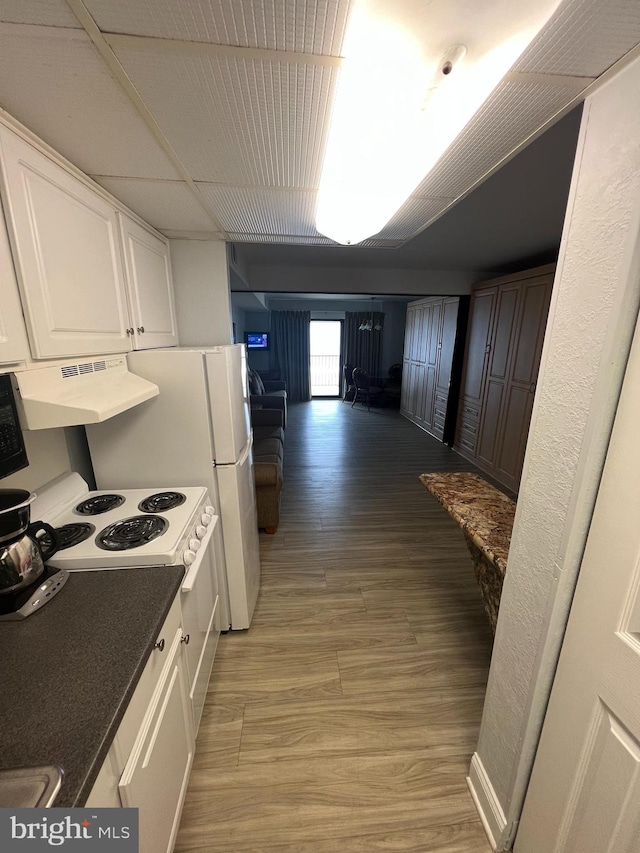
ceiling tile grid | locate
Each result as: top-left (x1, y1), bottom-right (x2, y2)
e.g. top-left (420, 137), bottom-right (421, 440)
top-left (413, 79), bottom-right (581, 200)
top-left (0, 24), bottom-right (179, 179)
top-left (93, 177), bottom-right (217, 231)
top-left (375, 197), bottom-right (456, 241)
top-left (515, 0), bottom-right (640, 77)
top-left (0, 0), bottom-right (80, 28)
top-left (84, 0), bottom-right (351, 55)
top-left (227, 233), bottom-right (401, 248)
top-left (197, 184), bottom-right (318, 235)
top-left (112, 42), bottom-right (337, 186)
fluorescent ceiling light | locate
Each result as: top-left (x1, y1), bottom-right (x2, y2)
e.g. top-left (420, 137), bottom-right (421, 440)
top-left (316, 0), bottom-right (563, 246)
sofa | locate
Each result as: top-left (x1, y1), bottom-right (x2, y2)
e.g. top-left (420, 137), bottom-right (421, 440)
top-left (250, 372), bottom-right (286, 533)
top-left (248, 368), bottom-right (287, 427)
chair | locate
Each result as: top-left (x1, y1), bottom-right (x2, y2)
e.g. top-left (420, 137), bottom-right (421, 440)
top-left (385, 363), bottom-right (403, 406)
top-left (351, 368), bottom-right (384, 411)
top-left (342, 362), bottom-right (355, 402)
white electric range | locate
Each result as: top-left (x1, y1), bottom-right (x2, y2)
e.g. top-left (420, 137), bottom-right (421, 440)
top-left (32, 472), bottom-right (222, 731)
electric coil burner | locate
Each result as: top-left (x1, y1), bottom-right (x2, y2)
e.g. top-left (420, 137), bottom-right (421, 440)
top-left (138, 491), bottom-right (186, 514)
top-left (75, 494), bottom-right (125, 516)
top-left (43, 523), bottom-right (95, 552)
top-left (97, 515), bottom-right (168, 551)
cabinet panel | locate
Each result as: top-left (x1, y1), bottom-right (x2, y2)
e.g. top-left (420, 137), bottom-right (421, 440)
top-left (0, 202), bottom-right (29, 363)
top-left (496, 384), bottom-right (532, 490)
top-left (119, 628), bottom-right (194, 853)
top-left (512, 278), bottom-right (552, 384)
top-left (427, 302), bottom-right (441, 367)
top-left (460, 287), bottom-right (496, 404)
top-left (119, 214), bottom-right (178, 350)
top-left (437, 298), bottom-right (458, 393)
top-left (477, 379), bottom-right (504, 468)
top-left (0, 128), bottom-right (131, 358)
top-left (488, 285), bottom-right (520, 380)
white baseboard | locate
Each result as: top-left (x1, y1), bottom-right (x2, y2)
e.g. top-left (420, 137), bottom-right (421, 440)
top-left (467, 753), bottom-right (508, 851)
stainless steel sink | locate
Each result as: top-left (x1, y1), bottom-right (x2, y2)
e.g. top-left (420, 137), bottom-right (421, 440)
top-left (0, 766), bottom-right (63, 807)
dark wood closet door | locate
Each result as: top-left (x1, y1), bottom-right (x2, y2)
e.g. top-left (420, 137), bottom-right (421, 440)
top-left (476, 284), bottom-right (521, 470)
top-left (495, 274), bottom-right (553, 490)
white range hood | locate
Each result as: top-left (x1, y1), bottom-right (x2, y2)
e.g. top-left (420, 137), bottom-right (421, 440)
top-left (13, 355), bottom-right (159, 430)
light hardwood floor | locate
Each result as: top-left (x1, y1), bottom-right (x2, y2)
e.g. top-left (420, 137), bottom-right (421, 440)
top-left (175, 400), bottom-right (494, 853)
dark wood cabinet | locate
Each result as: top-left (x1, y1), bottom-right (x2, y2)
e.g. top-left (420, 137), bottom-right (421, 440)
top-left (454, 264), bottom-right (554, 492)
top-left (401, 296), bottom-right (467, 442)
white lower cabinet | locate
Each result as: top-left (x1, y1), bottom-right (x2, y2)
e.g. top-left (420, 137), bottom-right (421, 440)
top-left (87, 595), bottom-right (194, 853)
top-left (119, 625), bottom-right (194, 853)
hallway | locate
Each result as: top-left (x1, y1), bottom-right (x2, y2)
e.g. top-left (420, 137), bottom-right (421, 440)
top-left (176, 400), bottom-right (494, 852)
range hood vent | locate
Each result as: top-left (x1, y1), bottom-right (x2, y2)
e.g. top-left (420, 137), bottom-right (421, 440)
top-left (13, 356), bottom-right (159, 430)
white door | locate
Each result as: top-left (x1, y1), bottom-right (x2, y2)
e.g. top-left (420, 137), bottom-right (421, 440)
top-left (516, 312), bottom-right (640, 853)
top-left (0, 201), bottom-right (29, 363)
top-left (119, 214), bottom-right (178, 350)
top-left (215, 436), bottom-right (261, 630)
top-left (0, 127), bottom-right (131, 358)
top-left (205, 344), bottom-right (252, 464)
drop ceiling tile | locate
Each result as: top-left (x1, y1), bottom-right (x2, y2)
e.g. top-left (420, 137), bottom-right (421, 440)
top-left (228, 232), bottom-right (335, 245)
top-left (113, 41), bottom-right (337, 185)
top-left (85, 0), bottom-right (351, 55)
top-left (0, 0), bottom-right (80, 27)
top-left (375, 197), bottom-right (455, 241)
top-left (93, 178), bottom-right (217, 231)
top-left (515, 0), bottom-right (640, 77)
top-left (0, 24), bottom-right (179, 179)
top-left (198, 185), bottom-right (318, 236)
top-left (415, 79), bottom-right (582, 200)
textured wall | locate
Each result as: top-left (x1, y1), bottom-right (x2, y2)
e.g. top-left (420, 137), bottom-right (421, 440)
top-left (475, 54), bottom-right (640, 847)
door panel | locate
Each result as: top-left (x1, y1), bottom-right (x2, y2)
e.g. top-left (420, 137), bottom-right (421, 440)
top-left (476, 380), bottom-right (504, 467)
top-left (495, 385), bottom-right (532, 491)
top-left (460, 287), bottom-right (496, 404)
top-left (437, 298), bottom-right (458, 393)
top-left (488, 285), bottom-right (519, 380)
top-left (517, 316), bottom-right (640, 853)
top-left (427, 301), bottom-right (441, 367)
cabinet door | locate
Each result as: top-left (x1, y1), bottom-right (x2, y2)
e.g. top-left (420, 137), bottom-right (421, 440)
top-left (119, 628), bottom-right (194, 853)
top-left (476, 284), bottom-right (520, 470)
top-left (495, 275), bottom-right (553, 490)
top-left (459, 287), bottom-right (496, 406)
top-left (119, 214), bottom-right (178, 350)
top-left (0, 128), bottom-right (131, 359)
top-left (0, 202), bottom-right (29, 363)
top-left (436, 298), bottom-right (459, 394)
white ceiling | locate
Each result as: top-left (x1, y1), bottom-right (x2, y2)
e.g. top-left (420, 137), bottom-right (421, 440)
top-left (0, 1), bottom-right (638, 255)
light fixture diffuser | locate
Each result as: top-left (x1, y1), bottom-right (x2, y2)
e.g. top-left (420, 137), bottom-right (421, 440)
top-left (316, 0), bottom-right (563, 246)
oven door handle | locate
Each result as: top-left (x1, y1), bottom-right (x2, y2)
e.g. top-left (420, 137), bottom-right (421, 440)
top-left (181, 516), bottom-right (217, 592)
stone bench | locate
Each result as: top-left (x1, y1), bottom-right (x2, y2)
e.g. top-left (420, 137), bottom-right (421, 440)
top-left (419, 472), bottom-right (516, 633)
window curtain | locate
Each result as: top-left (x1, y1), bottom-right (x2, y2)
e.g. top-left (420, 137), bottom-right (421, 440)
top-left (343, 312), bottom-right (384, 380)
top-left (269, 310), bottom-right (311, 402)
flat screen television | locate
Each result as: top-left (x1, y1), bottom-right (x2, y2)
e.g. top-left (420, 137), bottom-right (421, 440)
top-left (245, 332), bottom-right (270, 350)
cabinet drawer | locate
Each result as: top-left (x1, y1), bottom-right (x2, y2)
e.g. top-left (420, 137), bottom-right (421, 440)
top-left (114, 593), bottom-right (182, 766)
top-left (456, 430), bottom-right (477, 455)
top-left (459, 402), bottom-right (480, 422)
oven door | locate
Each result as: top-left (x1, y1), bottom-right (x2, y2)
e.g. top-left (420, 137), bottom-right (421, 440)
top-left (180, 516), bottom-right (221, 733)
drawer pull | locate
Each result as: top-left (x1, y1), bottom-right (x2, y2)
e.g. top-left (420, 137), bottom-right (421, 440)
top-left (154, 639), bottom-right (165, 652)
top-left (180, 634), bottom-right (190, 645)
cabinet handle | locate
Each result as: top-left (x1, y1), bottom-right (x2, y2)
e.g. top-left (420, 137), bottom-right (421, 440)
top-left (126, 328), bottom-right (131, 336)
top-left (485, 344), bottom-right (492, 353)
top-left (137, 326), bottom-right (145, 334)
top-left (154, 638), bottom-right (165, 652)
top-left (181, 634), bottom-right (190, 645)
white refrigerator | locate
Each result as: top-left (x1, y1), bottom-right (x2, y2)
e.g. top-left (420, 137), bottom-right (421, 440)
top-left (85, 345), bottom-right (261, 630)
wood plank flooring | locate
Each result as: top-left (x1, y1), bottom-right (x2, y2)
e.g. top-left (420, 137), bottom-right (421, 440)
top-left (175, 401), bottom-right (494, 853)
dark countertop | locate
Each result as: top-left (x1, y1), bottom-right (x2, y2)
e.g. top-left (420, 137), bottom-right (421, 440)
top-left (0, 565), bottom-right (184, 808)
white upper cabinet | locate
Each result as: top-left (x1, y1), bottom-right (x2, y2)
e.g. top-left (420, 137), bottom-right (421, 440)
top-left (0, 126), bottom-right (132, 360)
top-left (0, 199), bottom-right (29, 364)
top-left (119, 214), bottom-right (178, 350)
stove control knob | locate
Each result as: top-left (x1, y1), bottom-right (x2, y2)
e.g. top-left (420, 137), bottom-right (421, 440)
top-left (183, 549), bottom-right (197, 566)
top-left (189, 538), bottom-right (201, 552)
top-left (205, 505), bottom-right (215, 516)
top-left (201, 512), bottom-right (213, 526)
top-left (195, 525), bottom-right (207, 539)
